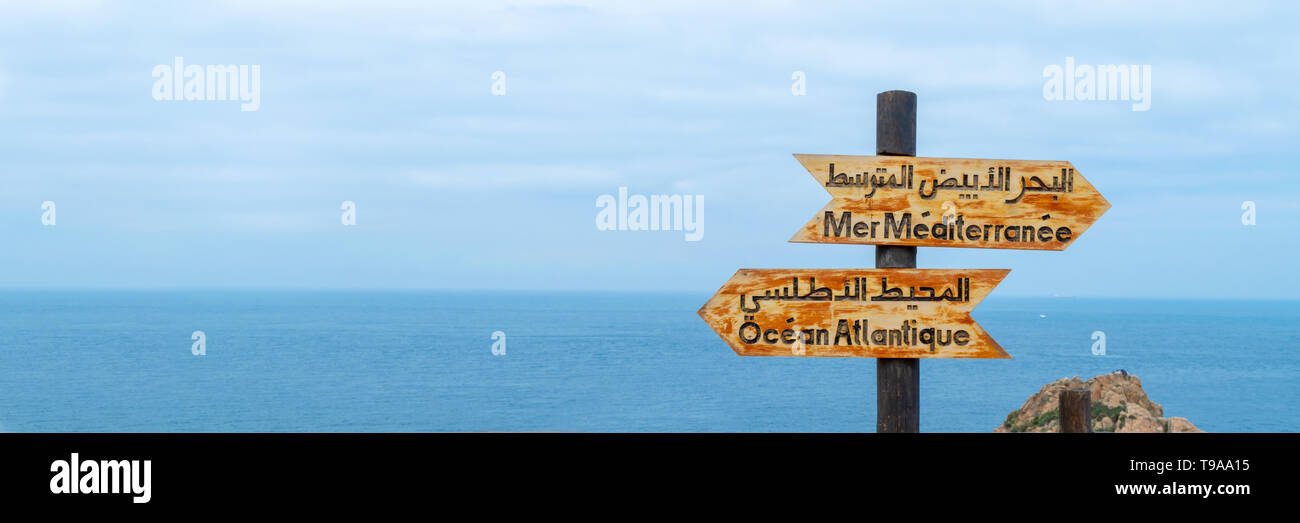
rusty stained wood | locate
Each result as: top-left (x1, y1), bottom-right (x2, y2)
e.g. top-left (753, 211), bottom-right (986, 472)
top-left (789, 155), bottom-right (1110, 251)
top-left (698, 268), bottom-right (1010, 359)
top-left (1059, 388), bottom-right (1093, 433)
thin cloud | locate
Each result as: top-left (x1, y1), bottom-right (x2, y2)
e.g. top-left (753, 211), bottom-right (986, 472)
top-left (216, 211), bottom-right (324, 232)
top-left (407, 164), bottom-right (618, 190)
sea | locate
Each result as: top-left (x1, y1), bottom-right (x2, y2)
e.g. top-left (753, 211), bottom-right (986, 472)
top-left (0, 291), bottom-right (1296, 432)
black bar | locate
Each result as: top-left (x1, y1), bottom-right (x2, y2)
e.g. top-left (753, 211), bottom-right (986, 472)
top-left (0, 433), bottom-right (1288, 509)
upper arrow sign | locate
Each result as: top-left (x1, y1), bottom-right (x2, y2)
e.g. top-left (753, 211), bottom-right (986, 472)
top-left (698, 268), bottom-right (1009, 359)
top-left (790, 155), bottom-right (1110, 250)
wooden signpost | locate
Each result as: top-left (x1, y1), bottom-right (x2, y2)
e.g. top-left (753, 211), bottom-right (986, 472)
top-left (790, 155), bottom-right (1110, 250)
top-left (698, 269), bottom-right (1009, 359)
top-left (698, 90), bottom-right (1110, 433)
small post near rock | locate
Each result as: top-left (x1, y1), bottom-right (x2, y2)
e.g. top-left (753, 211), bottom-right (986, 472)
top-left (1059, 388), bottom-right (1092, 433)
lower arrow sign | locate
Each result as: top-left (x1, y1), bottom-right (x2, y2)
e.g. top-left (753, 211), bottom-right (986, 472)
top-left (698, 269), bottom-right (1010, 359)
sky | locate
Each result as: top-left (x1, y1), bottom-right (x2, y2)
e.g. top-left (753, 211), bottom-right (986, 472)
top-left (0, 0), bottom-right (1296, 298)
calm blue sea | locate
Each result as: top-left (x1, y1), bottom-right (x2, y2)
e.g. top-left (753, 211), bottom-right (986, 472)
top-left (0, 291), bottom-right (1296, 432)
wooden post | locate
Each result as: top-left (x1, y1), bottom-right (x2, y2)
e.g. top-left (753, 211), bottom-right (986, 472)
top-left (875, 90), bottom-right (919, 433)
top-left (1059, 388), bottom-right (1092, 433)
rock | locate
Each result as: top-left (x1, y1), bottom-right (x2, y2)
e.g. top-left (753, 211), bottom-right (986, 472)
top-left (1167, 417), bottom-right (1201, 433)
top-left (1117, 413), bottom-right (1165, 433)
top-left (995, 371), bottom-right (1204, 433)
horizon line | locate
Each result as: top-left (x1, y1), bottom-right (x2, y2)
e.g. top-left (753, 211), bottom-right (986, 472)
top-left (0, 287), bottom-right (1296, 302)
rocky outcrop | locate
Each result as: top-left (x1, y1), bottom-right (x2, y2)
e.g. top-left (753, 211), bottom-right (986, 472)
top-left (995, 371), bottom-right (1204, 433)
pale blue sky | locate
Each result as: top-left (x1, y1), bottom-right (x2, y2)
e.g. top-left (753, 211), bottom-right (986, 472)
top-left (0, 1), bottom-right (1295, 298)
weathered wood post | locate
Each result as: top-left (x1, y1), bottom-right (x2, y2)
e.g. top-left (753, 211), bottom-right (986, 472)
top-left (1059, 388), bottom-right (1092, 433)
top-left (875, 90), bottom-right (920, 433)
top-left (698, 89), bottom-right (1110, 433)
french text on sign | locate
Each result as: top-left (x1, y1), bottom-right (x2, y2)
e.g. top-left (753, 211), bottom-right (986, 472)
top-left (790, 155), bottom-right (1109, 251)
top-left (698, 269), bottom-right (1010, 359)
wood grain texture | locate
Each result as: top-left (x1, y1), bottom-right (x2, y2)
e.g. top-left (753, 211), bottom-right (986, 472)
top-left (790, 154), bottom-right (1110, 251)
top-left (698, 268), bottom-right (1010, 359)
top-left (877, 358), bottom-right (919, 432)
top-left (1059, 388), bottom-right (1093, 433)
top-left (875, 90), bottom-right (921, 432)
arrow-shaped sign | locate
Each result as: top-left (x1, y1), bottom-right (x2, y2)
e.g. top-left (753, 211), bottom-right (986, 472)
top-left (698, 269), bottom-right (1009, 359)
top-left (790, 155), bottom-right (1110, 250)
